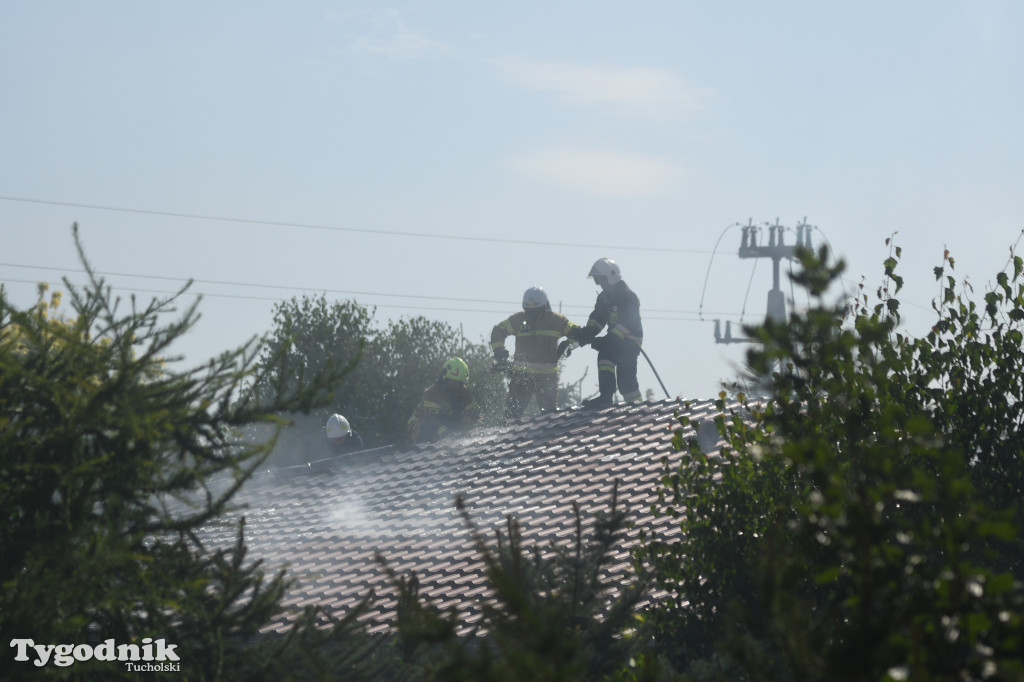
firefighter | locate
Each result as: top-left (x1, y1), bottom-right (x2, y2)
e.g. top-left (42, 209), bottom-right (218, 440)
top-left (566, 258), bottom-right (644, 408)
top-left (491, 286), bottom-right (578, 420)
top-left (407, 358), bottom-right (481, 445)
top-left (324, 413), bottom-right (365, 454)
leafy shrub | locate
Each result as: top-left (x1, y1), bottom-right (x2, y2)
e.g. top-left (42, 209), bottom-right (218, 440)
top-left (0, 226), bottom-right (377, 681)
top-left (638, 244), bottom-right (1024, 681)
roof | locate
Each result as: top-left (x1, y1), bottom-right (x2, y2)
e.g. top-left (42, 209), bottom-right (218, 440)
top-left (192, 398), bottom-right (730, 635)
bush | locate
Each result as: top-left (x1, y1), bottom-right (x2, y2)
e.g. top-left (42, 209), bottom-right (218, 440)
top-left (247, 294), bottom-right (506, 455)
top-left (382, 484), bottom-right (655, 682)
top-left (0, 226), bottom-right (378, 680)
top-left (638, 244), bottom-right (1024, 681)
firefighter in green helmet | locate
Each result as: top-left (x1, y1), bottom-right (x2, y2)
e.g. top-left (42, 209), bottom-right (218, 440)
top-left (407, 357), bottom-right (481, 445)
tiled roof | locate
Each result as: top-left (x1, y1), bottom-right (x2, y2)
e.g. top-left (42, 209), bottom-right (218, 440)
top-left (193, 398), bottom-right (730, 635)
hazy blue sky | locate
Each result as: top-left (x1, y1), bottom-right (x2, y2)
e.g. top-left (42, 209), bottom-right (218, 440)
top-left (2, 1), bottom-right (1022, 402)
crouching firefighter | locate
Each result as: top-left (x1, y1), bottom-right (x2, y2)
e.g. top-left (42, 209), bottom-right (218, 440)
top-left (324, 413), bottom-right (365, 454)
top-left (407, 358), bottom-right (481, 445)
top-left (566, 258), bottom-right (644, 408)
top-left (491, 286), bottom-right (578, 420)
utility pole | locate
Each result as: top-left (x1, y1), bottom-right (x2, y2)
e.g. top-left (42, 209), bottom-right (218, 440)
top-left (713, 319), bottom-right (746, 345)
top-left (714, 218), bottom-right (813, 344)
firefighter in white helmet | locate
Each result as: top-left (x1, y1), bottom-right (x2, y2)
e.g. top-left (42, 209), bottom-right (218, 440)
top-left (566, 258), bottom-right (644, 408)
top-left (491, 286), bottom-right (578, 419)
top-left (407, 358), bottom-right (481, 445)
top-left (324, 413), bottom-right (365, 454)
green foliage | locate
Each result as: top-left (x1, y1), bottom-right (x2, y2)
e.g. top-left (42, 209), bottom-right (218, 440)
top-left (0, 226), bottom-right (377, 680)
top-left (245, 594), bottom-right (418, 682)
top-left (904, 248), bottom-right (1024, 571)
top-left (382, 485), bottom-right (654, 682)
top-left (637, 404), bottom-right (798, 674)
top-left (248, 294), bottom-right (506, 455)
top-left (638, 244), bottom-right (1024, 681)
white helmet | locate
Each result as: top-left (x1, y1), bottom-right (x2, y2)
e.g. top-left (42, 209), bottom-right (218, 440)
top-left (588, 258), bottom-right (621, 285)
top-left (522, 286), bottom-right (549, 311)
top-left (325, 413), bottom-right (351, 439)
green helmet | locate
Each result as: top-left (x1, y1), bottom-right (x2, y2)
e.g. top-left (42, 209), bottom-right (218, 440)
top-left (442, 357), bottom-right (470, 383)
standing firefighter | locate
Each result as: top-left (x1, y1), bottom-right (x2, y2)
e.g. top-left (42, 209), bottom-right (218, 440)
top-left (567, 258), bottom-right (644, 408)
top-left (491, 287), bottom-right (578, 420)
top-left (407, 358), bottom-right (481, 445)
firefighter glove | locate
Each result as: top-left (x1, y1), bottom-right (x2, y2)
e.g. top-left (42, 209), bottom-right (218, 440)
top-left (570, 326), bottom-right (597, 345)
top-left (493, 347), bottom-right (509, 362)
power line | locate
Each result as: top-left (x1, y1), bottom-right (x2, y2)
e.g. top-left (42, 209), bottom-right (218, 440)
top-left (0, 195), bottom-right (716, 255)
top-left (0, 277), bottom-right (513, 313)
top-left (0, 261), bottom-right (736, 316)
top-left (4, 196), bottom-right (939, 317)
top-left (0, 274), bottom-right (724, 321)
top-left (0, 261), bottom-right (522, 307)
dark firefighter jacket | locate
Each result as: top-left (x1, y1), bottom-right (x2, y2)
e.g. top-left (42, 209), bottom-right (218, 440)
top-left (407, 382), bottom-right (481, 444)
top-left (571, 280), bottom-right (643, 347)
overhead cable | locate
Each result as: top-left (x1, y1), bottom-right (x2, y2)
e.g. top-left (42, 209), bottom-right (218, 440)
top-left (0, 261), bottom-right (732, 316)
top-left (0, 195), bottom-right (715, 255)
top-left (0, 276), bottom-right (723, 322)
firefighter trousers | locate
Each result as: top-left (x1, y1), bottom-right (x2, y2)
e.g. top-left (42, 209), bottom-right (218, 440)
top-left (505, 370), bottom-right (558, 420)
top-left (597, 341), bottom-right (642, 402)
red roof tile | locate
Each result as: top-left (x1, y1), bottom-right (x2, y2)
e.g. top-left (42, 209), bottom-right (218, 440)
top-left (188, 398), bottom-right (731, 634)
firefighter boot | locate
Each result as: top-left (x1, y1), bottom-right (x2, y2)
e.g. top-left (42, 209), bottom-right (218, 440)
top-left (583, 366), bottom-right (616, 409)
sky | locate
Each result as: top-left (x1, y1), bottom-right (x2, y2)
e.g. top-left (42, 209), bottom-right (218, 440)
top-left (2, 1), bottom-right (1023, 405)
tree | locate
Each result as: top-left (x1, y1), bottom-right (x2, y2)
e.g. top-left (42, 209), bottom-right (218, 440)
top-left (365, 314), bottom-right (506, 447)
top-left (382, 484), bottom-right (659, 682)
top-left (637, 244), bottom-right (1024, 681)
top-left (247, 294), bottom-right (507, 459)
top-left (0, 226), bottom-right (381, 681)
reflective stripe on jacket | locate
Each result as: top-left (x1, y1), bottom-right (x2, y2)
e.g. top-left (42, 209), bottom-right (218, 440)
top-left (579, 280), bottom-right (643, 346)
top-left (490, 310), bottom-right (577, 374)
top-left (407, 382), bottom-right (480, 443)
